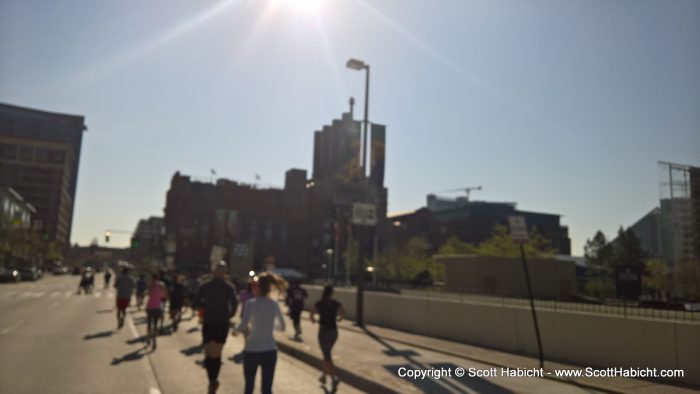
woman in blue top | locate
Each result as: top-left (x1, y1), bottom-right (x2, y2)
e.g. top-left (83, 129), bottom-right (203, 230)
top-left (234, 272), bottom-right (287, 394)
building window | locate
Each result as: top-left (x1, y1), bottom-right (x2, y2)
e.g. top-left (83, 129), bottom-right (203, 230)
top-left (0, 143), bottom-right (17, 160)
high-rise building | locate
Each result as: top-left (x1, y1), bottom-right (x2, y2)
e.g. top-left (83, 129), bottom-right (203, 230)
top-left (0, 103), bottom-right (86, 247)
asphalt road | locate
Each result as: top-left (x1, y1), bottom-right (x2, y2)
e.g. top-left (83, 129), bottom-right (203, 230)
top-left (0, 274), bottom-right (360, 394)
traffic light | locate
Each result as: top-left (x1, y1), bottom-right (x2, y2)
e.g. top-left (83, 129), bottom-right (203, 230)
top-left (131, 239), bottom-right (140, 248)
top-left (42, 233), bottom-right (49, 241)
top-left (105, 231), bottom-right (111, 243)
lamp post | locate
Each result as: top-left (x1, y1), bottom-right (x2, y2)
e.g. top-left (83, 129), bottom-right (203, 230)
top-left (346, 58), bottom-right (370, 326)
top-left (325, 248), bottom-right (333, 282)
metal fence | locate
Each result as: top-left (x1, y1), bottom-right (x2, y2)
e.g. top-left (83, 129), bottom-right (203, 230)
top-left (398, 288), bottom-right (700, 323)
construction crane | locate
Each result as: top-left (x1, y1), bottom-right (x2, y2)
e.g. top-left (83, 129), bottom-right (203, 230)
top-left (435, 186), bottom-right (483, 201)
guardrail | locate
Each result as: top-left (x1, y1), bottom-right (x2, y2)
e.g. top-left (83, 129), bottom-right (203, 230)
top-left (398, 288), bottom-right (700, 323)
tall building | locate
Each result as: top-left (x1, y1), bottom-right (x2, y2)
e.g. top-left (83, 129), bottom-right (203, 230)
top-left (0, 103), bottom-right (86, 247)
top-left (163, 101), bottom-right (388, 279)
top-left (131, 216), bottom-right (164, 263)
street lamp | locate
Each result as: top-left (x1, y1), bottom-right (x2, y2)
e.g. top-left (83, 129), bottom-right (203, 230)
top-left (346, 58), bottom-right (370, 175)
top-left (346, 57), bottom-right (371, 327)
top-left (325, 249), bottom-right (333, 282)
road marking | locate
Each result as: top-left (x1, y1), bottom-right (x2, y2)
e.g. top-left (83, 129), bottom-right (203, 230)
top-left (19, 291), bottom-right (33, 298)
top-left (48, 302), bottom-right (59, 310)
top-left (107, 292), bottom-right (114, 299)
top-left (1, 291), bottom-right (17, 298)
top-left (94, 292), bottom-right (101, 298)
top-left (127, 316), bottom-right (162, 394)
top-left (64, 291), bottom-right (73, 299)
top-left (33, 291), bottom-right (45, 298)
top-left (50, 291), bottom-right (60, 298)
top-left (0, 320), bottom-right (25, 335)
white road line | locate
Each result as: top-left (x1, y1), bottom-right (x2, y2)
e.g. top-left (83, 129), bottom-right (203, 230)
top-left (50, 291), bottom-right (60, 298)
top-left (64, 291), bottom-right (73, 299)
top-left (47, 302), bottom-right (59, 310)
top-left (33, 291), bottom-right (45, 298)
top-left (94, 292), bottom-right (102, 298)
top-left (0, 320), bottom-right (25, 335)
top-left (127, 316), bottom-right (162, 394)
top-left (1, 291), bottom-right (17, 298)
top-left (19, 291), bottom-right (32, 298)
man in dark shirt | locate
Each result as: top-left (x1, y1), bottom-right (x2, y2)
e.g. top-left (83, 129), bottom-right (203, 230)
top-left (285, 280), bottom-right (308, 341)
top-left (195, 261), bottom-right (238, 394)
top-left (169, 275), bottom-right (187, 332)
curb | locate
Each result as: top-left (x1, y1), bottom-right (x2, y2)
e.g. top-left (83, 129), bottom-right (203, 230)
top-left (276, 339), bottom-right (400, 394)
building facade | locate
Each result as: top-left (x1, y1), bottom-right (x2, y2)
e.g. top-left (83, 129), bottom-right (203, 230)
top-left (163, 104), bottom-right (388, 279)
top-left (0, 103), bottom-right (86, 247)
top-left (388, 197), bottom-right (571, 255)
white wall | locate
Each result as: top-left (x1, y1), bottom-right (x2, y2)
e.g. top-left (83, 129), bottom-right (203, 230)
top-left (303, 285), bottom-right (700, 385)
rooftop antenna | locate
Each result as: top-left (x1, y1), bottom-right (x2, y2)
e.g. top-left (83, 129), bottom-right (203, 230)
top-left (349, 97), bottom-right (355, 117)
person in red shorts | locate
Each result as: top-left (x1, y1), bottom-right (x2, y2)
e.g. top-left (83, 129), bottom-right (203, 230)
top-left (114, 266), bottom-right (135, 329)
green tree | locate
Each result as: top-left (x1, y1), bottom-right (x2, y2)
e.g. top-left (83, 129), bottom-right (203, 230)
top-left (642, 258), bottom-right (668, 299)
top-left (584, 230), bottom-right (614, 299)
top-left (437, 236), bottom-right (477, 255)
top-left (609, 227), bottom-right (646, 267)
top-left (370, 236), bottom-right (436, 282)
top-left (474, 224), bottom-right (556, 258)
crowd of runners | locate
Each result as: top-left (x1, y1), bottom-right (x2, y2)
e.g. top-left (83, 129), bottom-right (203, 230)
top-left (93, 262), bottom-right (345, 394)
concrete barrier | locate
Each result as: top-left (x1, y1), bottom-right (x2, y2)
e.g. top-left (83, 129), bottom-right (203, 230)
top-left (303, 285), bottom-right (700, 386)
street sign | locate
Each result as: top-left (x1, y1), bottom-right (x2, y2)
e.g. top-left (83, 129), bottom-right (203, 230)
top-left (508, 216), bottom-right (528, 244)
top-left (352, 203), bottom-right (377, 226)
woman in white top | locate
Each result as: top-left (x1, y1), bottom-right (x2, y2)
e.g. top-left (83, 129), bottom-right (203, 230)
top-left (234, 272), bottom-right (287, 394)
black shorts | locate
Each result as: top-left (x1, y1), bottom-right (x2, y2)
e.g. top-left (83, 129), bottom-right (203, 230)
top-left (289, 309), bottom-right (302, 322)
top-left (202, 321), bottom-right (229, 344)
top-left (318, 327), bottom-right (338, 360)
top-left (146, 308), bottom-right (161, 327)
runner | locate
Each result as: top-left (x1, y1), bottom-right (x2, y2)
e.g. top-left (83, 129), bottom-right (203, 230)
top-left (285, 279), bottom-right (307, 341)
top-left (232, 280), bottom-right (258, 363)
top-left (185, 273), bottom-right (200, 318)
top-left (113, 267), bottom-right (135, 329)
top-left (233, 272), bottom-right (287, 394)
top-left (135, 274), bottom-right (147, 310)
top-left (145, 273), bottom-right (168, 351)
top-left (310, 285), bottom-right (346, 389)
top-left (104, 269), bottom-right (112, 289)
top-left (195, 262), bottom-right (238, 394)
top-left (169, 275), bottom-right (186, 332)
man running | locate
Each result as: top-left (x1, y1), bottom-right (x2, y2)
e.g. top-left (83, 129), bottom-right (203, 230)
top-left (286, 280), bottom-right (308, 341)
top-left (135, 274), bottom-right (147, 310)
top-left (104, 269), bottom-right (112, 289)
top-left (146, 273), bottom-right (168, 351)
top-left (195, 261), bottom-right (238, 394)
top-left (114, 267), bottom-right (135, 329)
top-left (169, 275), bottom-right (187, 332)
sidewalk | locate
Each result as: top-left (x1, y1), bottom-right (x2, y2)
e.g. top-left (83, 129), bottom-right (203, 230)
top-left (275, 313), bottom-right (698, 394)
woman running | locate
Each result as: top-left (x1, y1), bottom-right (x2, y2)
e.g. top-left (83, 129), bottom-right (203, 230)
top-left (311, 285), bottom-right (345, 388)
top-left (233, 272), bottom-right (287, 394)
top-left (145, 273), bottom-right (168, 351)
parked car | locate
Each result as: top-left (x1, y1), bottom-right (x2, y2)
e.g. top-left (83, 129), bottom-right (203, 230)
top-left (53, 266), bottom-right (69, 275)
top-left (19, 267), bottom-right (40, 281)
top-left (71, 266), bottom-right (82, 275)
top-left (1, 268), bottom-right (20, 283)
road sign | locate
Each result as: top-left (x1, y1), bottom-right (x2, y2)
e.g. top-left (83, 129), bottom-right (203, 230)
top-left (352, 203), bottom-right (377, 226)
top-left (508, 216), bottom-right (528, 244)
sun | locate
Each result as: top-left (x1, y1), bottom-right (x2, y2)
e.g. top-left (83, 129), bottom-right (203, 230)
top-left (270, 0), bottom-right (324, 13)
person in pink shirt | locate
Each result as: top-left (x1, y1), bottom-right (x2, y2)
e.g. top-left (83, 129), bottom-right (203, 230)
top-left (145, 273), bottom-right (168, 351)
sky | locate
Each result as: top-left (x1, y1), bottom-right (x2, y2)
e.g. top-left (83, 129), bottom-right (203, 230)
top-left (1, 0), bottom-right (699, 255)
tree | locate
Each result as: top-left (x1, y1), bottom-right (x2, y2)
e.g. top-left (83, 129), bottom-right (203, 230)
top-left (438, 236), bottom-right (477, 255)
top-left (609, 227), bottom-right (646, 268)
top-left (642, 259), bottom-right (668, 299)
top-left (370, 236), bottom-right (436, 283)
top-left (472, 224), bottom-right (556, 258)
top-left (584, 230), bottom-right (614, 299)
top-left (677, 259), bottom-right (700, 301)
